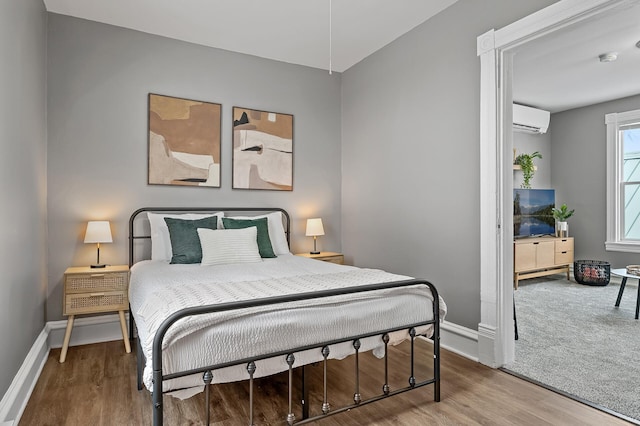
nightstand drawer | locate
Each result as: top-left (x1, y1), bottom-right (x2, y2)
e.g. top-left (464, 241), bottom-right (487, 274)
top-left (65, 290), bottom-right (128, 315)
top-left (65, 271), bottom-right (128, 293)
top-left (295, 252), bottom-right (345, 264)
top-left (321, 255), bottom-right (344, 264)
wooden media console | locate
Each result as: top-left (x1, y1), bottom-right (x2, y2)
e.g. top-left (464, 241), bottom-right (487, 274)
top-left (513, 236), bottom-right (574, 289)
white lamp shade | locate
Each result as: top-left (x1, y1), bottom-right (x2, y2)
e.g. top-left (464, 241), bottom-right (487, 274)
top-left (305, 218), bottom-right (325, 237)
top-left (84, 221), bottom-right (113, 244)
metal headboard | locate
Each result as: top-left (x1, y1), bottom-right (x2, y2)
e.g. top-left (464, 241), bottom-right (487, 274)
top-left (128, 207), bottom-right (291, 267)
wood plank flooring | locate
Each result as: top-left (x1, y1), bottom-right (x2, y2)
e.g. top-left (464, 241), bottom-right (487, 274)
top-left (19, 339), bottom-right (632, 425)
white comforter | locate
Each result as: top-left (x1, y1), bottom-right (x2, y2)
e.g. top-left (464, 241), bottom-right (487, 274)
top-left (130, 254), bottom-right (446, 396)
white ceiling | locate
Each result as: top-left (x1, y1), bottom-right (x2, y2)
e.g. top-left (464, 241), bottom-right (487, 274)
top-left (43, 0), bottom-right (458, 73)
top-left (513, 1), bottom-right (640, 113)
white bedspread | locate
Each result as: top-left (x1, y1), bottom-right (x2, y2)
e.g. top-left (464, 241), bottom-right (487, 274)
top-left (130, 254), bottom-right (446, 395)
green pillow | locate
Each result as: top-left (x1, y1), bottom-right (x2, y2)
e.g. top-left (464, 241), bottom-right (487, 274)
top-left (221, 217), bottom-right (276, 258)
top-left (164, 216), bottom-right (218, 264)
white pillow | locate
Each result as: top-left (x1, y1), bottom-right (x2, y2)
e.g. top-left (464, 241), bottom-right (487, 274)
top-left (224, 211), bottom-right (290, 255)
top-left (198, 227), bottom-right (262, 266)
top-left (148, 212), bottom-right (224, 261)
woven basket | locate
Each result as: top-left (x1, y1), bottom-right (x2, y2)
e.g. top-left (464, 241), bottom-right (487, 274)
top-left (574, 260), bottom-right (610, 286)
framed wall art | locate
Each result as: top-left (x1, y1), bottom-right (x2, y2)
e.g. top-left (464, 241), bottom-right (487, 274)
top-left (148, 93), bottom-right (221, 187)
top-left (232, 106), bottom-right (293, 190)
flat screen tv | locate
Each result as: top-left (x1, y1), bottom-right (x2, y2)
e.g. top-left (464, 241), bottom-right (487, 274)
top-left (513, 188), bottom-right (555, 238)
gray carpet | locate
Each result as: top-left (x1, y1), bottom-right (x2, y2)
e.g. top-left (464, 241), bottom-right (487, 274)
top-left (506, 275), bottom-right (640, 421)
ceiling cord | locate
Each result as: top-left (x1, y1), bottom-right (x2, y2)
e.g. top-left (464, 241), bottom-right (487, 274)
top-left (329, 0), bottom-right (332, 75)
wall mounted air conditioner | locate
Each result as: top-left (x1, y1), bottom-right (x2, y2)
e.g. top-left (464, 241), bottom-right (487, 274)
top-left (513, 104), bottom-right (550, 134)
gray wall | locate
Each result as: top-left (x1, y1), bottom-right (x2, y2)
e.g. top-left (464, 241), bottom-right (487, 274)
top-left (47, 14), bottom-right (342, 321)
top-left (0, 0), bottom-right (47, 398)
top-left (341, 0), bottom-right (556, 329)
top-left (551, 93), bottom-right (640, 267)
top-left (513, 130), bottom-right (552, 189)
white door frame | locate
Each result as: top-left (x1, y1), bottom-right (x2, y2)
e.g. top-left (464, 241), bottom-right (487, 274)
top-left (477, 0), bottom-right (630, 367)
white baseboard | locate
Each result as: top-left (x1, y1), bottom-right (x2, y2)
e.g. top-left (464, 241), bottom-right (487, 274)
top-left (2, 314), bottom-right (478, 425)
top-left (440, 320), bottom-right (479, 361)
top-left (0, 328), bottom-right (49, 426)
top-left (477, 322), bottom-right (498, 367)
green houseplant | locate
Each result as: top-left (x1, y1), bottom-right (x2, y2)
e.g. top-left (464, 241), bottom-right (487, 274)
top-left (515, 151), bottom-right (542, 189)
top-left (552, 203), bottom-right (574, 237)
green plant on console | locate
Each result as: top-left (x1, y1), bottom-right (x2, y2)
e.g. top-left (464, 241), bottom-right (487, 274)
top-left (552, 204), bottom-right (575, 221)
top-left (515, 151), bottom-right (542, 189)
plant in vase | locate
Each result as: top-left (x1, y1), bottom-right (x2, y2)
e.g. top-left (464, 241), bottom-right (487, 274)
top-left (514, 151), bottom-right (542, 189)
top-left (552, 203), bottom-right (574, 237)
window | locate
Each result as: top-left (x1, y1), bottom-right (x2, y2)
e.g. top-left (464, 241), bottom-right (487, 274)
top-left (606, 108), bottom-right (640, 252)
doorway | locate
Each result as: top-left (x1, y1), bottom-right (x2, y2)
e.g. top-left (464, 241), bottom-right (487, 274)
top-left (477, 0), bottom-right (633, 368)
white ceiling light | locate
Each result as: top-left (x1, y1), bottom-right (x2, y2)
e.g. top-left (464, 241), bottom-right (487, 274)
top-left (598, 52), bottom-right (618, 62)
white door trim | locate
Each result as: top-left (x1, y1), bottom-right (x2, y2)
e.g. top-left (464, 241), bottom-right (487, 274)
top-left (477, 0), bottom-right (629, 367)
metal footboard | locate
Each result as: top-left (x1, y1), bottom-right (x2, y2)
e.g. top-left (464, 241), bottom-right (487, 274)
top-left (150, 279), bottom-right (441, 426)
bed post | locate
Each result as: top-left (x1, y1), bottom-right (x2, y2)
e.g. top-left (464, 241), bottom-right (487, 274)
top-left (301, 365), bottom-right (309, 419)
top-left (152, 307), bottom-right (178, 426)
top-left (286, 354), bottom-right (296, 425)
top-left (432, 283), bottom-right (441, 402)
top-left (203, 370), bottom-right (213, 425)
top-left (152, 368), bottom-right (163, 426)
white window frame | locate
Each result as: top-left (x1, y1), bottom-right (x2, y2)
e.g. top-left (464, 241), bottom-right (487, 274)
top-left (605, 108), bottom-right (640, 253)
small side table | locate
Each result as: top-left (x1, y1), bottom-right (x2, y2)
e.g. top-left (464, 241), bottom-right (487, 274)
top-left (612, 268), bottom-right (640, 320)
top-left (295, 252), bottom-right (344, 265)
top-left (60, 265), bottom-right (131, 363)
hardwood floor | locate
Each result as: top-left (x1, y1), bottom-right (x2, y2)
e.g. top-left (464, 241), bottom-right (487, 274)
top-left (20, 339), bottom-right (631, 425)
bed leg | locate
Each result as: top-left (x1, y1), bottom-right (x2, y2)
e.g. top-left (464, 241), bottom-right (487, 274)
top-left (136, 337), bottom-right (144, 391)
top-left (434, 325), bottom-right (441, 402)
top-left (247, 362), bottom-right (256, 426)
top-left (353, 339), bottom-right (361, 405)
top-left (409, 328), bottom-right (416, 388)
top-left (321, 346), bottom-right (331, 415)
top-left (301, 364), bottom-right (309, 419)
top-left (129, 305), bottom-right (134, 344)
top-left (152, 370), bottom-right (163, 426)
top-left (286, 354), bottom-right (296, 425)
top-left (203, 370), bottom-right (213, 426)
top-left (382, 334), bottom-right (390, 395)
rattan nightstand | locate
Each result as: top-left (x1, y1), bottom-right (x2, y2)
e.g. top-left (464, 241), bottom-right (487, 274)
top-left (59, 265), bottom-right (131, 363)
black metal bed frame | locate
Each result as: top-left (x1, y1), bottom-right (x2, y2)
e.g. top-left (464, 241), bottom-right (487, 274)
top-left (128, 207), bottom-right (441, 426)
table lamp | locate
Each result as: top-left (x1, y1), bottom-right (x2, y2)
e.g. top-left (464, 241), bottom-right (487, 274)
top-left (84, 221), bottom-right (113, 268)
top-left (305, 218), bottom-right (325, 255)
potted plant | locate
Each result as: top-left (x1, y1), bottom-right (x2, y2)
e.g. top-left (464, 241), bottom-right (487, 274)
top-left (552, 203), bottom-right (574, 238)
top-left (514, 151), bottom-right (542, 189)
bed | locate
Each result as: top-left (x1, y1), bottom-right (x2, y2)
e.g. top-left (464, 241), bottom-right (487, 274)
top-left (128, 207), bottom-right (446, 425)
